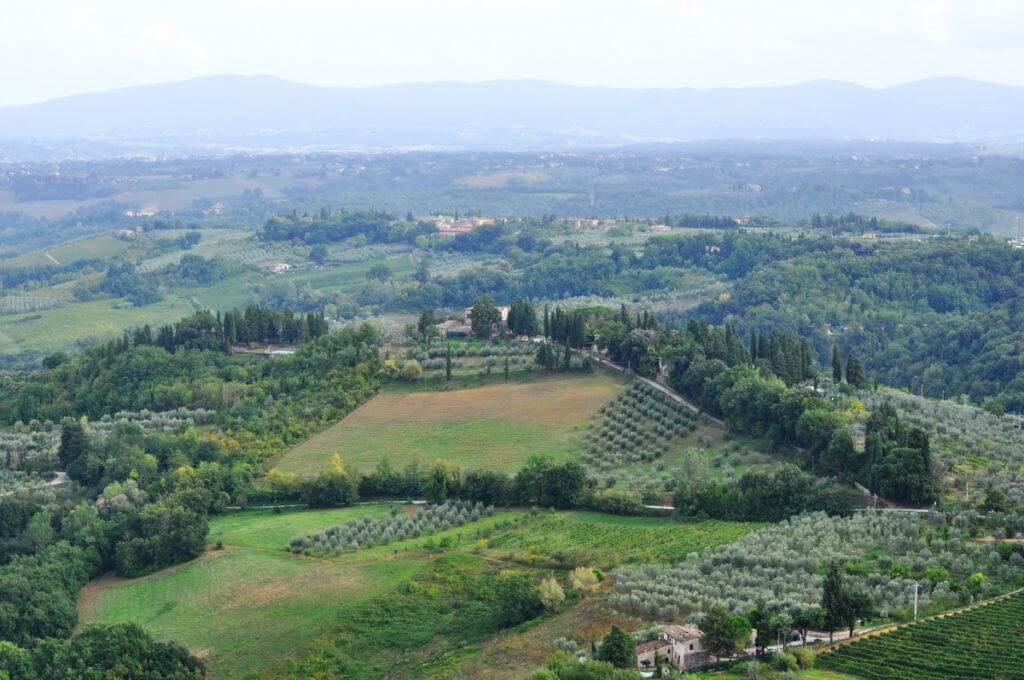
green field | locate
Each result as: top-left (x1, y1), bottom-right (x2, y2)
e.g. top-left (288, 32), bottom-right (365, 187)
top-left (818, 591), bottom-right (1024, 680)
top-left (79, 505), bottom-right (526, 679)
top-left (78, 505), bottom-right (765, 679)
top-left (0, 296), bottom-right (198, 356)
top-left (275, 372), bottom-right (625, 477)
top-left (487, 512), bottom-right (765, 568)
top-left (0, 233), bottom-right (130, 270)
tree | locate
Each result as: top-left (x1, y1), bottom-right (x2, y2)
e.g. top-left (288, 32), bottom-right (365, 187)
top-left (469, 296), bottom-right (501, 339)
top-left (425, 463), bottom-right (449, 503)
top-left (820, 428), bottom-right (857, 478)
top-left (57, 418), bottom-right (90, 483)
top-left (445, 344), bottom-right (453, 382)
top-left (845, 353), bottom-right (866, 387)
top-left (507, 299), bottom-right (539, 336)
top-left (495, 573), bottom-right (543, 626)
top-left (417, 308), bottom-right (440, 348)
top-left (539, 577), bottom-right (565, 609)
top-left (831, 346), bottom-right (843, 383)
top-left (366, 263), bottom-right (392, 282)
top-left (596, 625), bottom-right (635, 668)
top-left (301, 458), bottom-right (358, 509)
top-left (28, 622), bottom-right (205, 679)
top-left (569, 567), bottom-right (600, 593)
top-left (309, 244), bottom-right (328, 264)
top-left (821, 562), bottom-right (846, 643)
top-left (700, 604), bottom-right (751, 659)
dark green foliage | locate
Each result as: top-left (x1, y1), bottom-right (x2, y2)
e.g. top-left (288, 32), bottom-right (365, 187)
top-left (0, 542), bottom-right (94, 646)
top-left (20, 623), bottom-right (204, 679)
top-left (699, 603), bottom-right (751, 658)
top-left (507, 298), bottom-right (539, 336)
top-left (831, 346), bottom-right (843, 382)
top-left (300, 470), bottom-right (359, 508)
top-left (494, 572), bottom-right (544, 627)
top-left (845, 352), bottom-right (866, 387)
top-left (862, 403), bottom-right (935, 504)
top-left (821, 562), bottom-right (873, 641)
top-left (113, 503), bottom-right (208, 577)
top-left (596, 625), bottom-right (635, 668)
top-left (469, 295), bottom-right (502, 339)
top-left (673, 464), bottom-right (853, 522)
top-left (692, 234), bottom-right (1024, 411)
top-left (513, 455), bottom-right (587, 509)
top-left (262, 209), bottom-right (434, 245)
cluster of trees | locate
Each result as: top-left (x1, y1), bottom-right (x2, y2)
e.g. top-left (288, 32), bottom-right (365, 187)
top-left (95, 262), bottom-right (162, 305)
top-left (96, 305), bottom-right (329, 356)
top-left (261, 209), bottom-right (437, 245)
top-left (674, 462), bottom-right (855, 522)
top-left (692, 235), bottom-right (1024, 411)
top-left (809, 212), bottom-right (924, 235)
top-left (863, 404), bottom-right (935, 504)
top-left (0, 324), bottom-right (386, 668)
top-left (0, 623), bottom-right (204, 679)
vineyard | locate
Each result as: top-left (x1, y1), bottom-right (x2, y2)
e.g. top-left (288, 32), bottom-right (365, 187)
top-left (819, 591), bottom-right (1024, 680)
top-left (486, 512), bottom-right (762, 567)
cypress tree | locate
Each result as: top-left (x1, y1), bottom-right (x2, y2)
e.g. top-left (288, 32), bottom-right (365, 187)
top-left (846, 353), bottom-right (867, 387)
top-left (445, 345), bottom-right (452, 382)
top-left (831, 346), bottom-right (843, 382)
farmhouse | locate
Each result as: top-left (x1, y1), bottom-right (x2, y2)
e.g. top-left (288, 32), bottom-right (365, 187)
top-left (437, 319), bottom-right (472, 337)
top-left (633, 624), bottom-right (710, 671)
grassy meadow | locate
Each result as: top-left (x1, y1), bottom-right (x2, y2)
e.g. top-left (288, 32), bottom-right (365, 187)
top-left (79, 505), bottom-right (524, 678)
top-left (486, 512), bottom-right (765, 568)
top-left (77, 504), bottom-right (763, 679)
top-left (275, 372), bottom-right (625, 476)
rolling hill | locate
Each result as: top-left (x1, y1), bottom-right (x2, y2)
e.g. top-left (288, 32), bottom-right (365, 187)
top-left (1, 76), bottom-right (1023, 155)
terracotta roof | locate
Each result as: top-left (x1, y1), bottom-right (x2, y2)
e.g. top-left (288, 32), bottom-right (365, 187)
top-left (662, 624), bottom-right (702, 642)
top-left (634, 639), bottom-right (671, 654)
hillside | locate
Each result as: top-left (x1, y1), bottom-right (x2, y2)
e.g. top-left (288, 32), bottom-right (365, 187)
top-left (2, 76), bottom-right (1023, 154)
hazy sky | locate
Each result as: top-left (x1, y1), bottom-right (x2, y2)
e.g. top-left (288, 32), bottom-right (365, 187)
top-left (3, 0), bottom-right (1024, 107)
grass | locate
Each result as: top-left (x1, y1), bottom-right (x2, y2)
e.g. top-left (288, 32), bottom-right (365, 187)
top-left (275, 372), bottom-right (624, 477)
top-left (486, 512), bottom-right (765, 568)
top-left (79, 504), bottom-right (524, 679)
top-left (0, 296), bottom-right (197, 356)
top-left (0, 233), bottom-right (130, 269)
top-left (78, 505), bottom-right (765, 679)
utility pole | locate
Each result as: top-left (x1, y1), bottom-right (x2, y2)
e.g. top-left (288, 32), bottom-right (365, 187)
top-left (911, 581), bottom-right (921, 620)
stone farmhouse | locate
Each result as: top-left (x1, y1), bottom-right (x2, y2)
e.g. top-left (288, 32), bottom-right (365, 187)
top-left (633, 624), bottom-right (709, 671)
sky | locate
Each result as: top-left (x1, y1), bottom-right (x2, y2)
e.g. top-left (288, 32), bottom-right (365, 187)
top-left (2, 0), bottom-right (1024, 107)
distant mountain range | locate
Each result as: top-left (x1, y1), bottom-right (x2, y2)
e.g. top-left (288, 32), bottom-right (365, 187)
top-left (1, 75), bottom-right (1023, 156)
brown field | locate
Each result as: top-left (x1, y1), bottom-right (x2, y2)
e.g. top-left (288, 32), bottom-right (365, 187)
top-left (274, 372), bottom-right (625, 476)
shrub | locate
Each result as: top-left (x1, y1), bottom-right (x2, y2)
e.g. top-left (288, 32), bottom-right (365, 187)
top-left (539, 577), bottom-right (566, 609)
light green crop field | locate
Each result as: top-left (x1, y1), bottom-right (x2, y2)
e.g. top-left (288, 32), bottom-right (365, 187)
top-left (79, 506), bottom-right (764, 680)
top-left (0, 296), bottom-right (197, 356)
top-left (0, 233), bottom-right (130, 270)
top-left (487, 512), bottom-right (765, 568)
top-left (79, 505), bottom-right (525, 679)
top-left (274, 372), bottom-right (625, 477)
